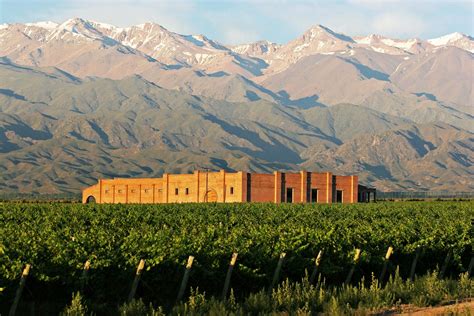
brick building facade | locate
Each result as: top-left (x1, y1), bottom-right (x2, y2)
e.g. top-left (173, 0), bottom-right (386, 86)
top-left (82, 170), bottom-right (360, 204)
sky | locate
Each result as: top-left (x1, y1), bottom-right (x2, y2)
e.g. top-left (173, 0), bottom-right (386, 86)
top-left (0, 0), bottom-right (472, 44)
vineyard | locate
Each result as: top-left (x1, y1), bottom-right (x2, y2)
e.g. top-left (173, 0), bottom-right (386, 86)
top-left (0, 201), bottom-right (473, 315)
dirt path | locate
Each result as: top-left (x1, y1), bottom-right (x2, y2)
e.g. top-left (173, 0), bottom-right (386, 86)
top-left (395, 300), bottom-right (474, 315)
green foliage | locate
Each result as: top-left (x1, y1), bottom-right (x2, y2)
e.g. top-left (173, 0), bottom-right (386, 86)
top-left (61, 292), bottom-right (88, 316)
top-left (119, 299), bottom-right (164, 316)
top-left (0, 201), bottom-right (472, 314)
top-left (170, 274), bottom-right (472, 315)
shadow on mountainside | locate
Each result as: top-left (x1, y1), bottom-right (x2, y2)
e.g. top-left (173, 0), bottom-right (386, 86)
top-left (202, 114), bottom-right (303, 164)
top-left (0, 89), bottom-right (27, 101)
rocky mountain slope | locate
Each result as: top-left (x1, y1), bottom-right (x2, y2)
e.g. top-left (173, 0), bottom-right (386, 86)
top-left (0, 19), bottom-right (472, 194)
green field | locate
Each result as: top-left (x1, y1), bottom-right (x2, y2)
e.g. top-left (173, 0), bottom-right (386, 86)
top-left (1, 201), bottom-right (473, 315)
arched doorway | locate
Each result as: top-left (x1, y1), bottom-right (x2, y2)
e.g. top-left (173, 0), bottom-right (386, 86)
top-left (204, 189), bottom-right (218, 202)
top-left (86, 196), bottom-right (96, 204)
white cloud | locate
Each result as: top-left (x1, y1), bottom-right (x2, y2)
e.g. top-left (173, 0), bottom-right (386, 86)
top-left (222, 28), bottom-right (261, 45)
top-left (371, 12), bottom-right (427, 38)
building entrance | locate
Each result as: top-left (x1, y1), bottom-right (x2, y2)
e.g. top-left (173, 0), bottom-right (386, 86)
top-left (311, 189), bottom-right (318, 202)
top-left (205, 189), bottom-right (218, 202)
top-left (286, 187), bottom-right (293, 203)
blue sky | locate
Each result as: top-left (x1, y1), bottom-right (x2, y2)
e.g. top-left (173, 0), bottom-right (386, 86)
top-left (1, 0), bottom-right (472, 44)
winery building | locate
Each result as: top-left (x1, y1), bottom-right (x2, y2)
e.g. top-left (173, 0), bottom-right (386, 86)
top-left (82, 170), bottom-right (375, 204)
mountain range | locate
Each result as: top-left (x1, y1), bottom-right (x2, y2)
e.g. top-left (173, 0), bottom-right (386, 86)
top-left (0, 18), bottom-right (472, 194)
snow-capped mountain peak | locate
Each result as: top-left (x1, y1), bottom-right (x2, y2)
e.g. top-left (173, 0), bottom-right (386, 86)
top-left (25, 21), bottom-right (58, 30)
top-left (273, 24), bottom-right (355, 62)
top-left (354, 34), bottom-right (427, 54)
top-left (428, 32), bottom-right (473, 53)
top-left (0, 17), bottom-right (472, 75)
top-left (428, 32), bottom-right (467, 45)
top-left (303, 24), bottom-right (355, 43)
top-left (88, 20), bottom-right (116, 31)
top-left (354, 34), bottom-right (383, 45)
top-left (57, 17), bottom-right (87, 31)
top-left (49, 17), bottom-right (106, 41)
top-left (132, 22), bottom-right (168, 32)
top-left (230, 40), bottom-right (281, 56)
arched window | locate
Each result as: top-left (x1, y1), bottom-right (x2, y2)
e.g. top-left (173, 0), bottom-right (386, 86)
top-left (86, 196), bottom-right (96, 204)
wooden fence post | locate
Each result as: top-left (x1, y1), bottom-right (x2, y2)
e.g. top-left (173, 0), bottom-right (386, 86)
top-left (221, 253), bottom-right (238, 300)
top-left (9, 264), bottom-right (31, 316)
top-left (309, 250), bottom-right (323, 284)
top-left (176, 256), bottom-right (194, 303)
top-left (379, 247), bottom-right (393, 283)
top-left (269, 253), bottom-right (286, 292)
top-left (409, 247), bottom-right (421, 281)
top-left (344, 249), bottom-right (361, 285)
top-left (128, 259), bottom-right (145, 302)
